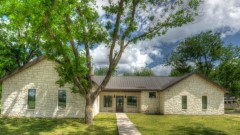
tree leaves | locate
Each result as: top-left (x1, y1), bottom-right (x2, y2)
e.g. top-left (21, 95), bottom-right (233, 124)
top-left (211, 46), bottom-right (240, 97)
top-left (123, 68), bottom-right (154, 76)
top-left (168, 31), bottom-right (224, 76)
top-left (0, 12), bottom-right (42, 77)
top-left (168, 31), bottom-right (240, 97)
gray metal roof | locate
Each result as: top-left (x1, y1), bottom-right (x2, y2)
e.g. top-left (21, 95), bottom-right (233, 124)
top-left (92, 76), bottom-right (181, 91)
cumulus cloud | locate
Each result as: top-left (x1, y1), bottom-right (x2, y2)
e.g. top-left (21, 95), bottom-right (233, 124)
top-left (92, 0), bottom-right (240, 75)
top-left (91, 37), bottom-right (163, 74)
top-left (95, 0), bottom-right (240, 42)
top-left (159, 0), bottom-right (240, 43)
top-left (151, 64), bottom-right (172, 76)
top-left (91, 44), bottom-right (154, 74)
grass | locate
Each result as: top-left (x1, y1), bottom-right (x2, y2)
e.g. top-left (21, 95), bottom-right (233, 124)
top-left (225, 109), bottom-right (237, 114)
top-left (127, 113), bottom-right (240, 135)
top-left (225, 108), bottom-right (240, 114)
top-left (0, 113), bottom-right (117, 135)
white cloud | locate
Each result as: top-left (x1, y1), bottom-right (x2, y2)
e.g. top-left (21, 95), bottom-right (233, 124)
top-left (96, 0), bottom-right (240, 43)
top-left (159, 0), bottom-right (240, 43)
top-left (151, 64), bottom-right (172, 76)
top-left (92, 0), bottom-right (240, 75)
top-left (91, 38), bottom-right (164, 74)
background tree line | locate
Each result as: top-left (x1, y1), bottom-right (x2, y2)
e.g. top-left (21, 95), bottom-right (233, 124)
top-left (94, 67), bottom-right (154, 76)
top-left (167, 31), bottom-right (240, 98)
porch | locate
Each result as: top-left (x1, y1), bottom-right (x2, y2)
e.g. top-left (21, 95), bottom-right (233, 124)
top-left (99, 91), bottom-right (159, 113)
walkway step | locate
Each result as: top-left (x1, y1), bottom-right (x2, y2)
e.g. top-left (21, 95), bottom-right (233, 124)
top-left (116, 113), bottom-right (141, 135)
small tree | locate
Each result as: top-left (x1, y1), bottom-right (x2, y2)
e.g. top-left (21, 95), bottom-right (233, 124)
top-left (168, 31), bottom-right (224, 77)
top-left (123, 68), bottom-right (154, 76)
top-left (1, 0), bottom-right (201, 124)
top-left (94, 67), bottom-right (109, 75)
top-left (94, 67), bottom-right (117, 75)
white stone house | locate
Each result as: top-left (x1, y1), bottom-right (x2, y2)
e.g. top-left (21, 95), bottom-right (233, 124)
top-left (0, 57), bottom-right (227, 118)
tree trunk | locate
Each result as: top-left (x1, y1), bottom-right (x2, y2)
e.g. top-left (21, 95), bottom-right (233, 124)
top-left (85, 95), bottom-right (94, 125)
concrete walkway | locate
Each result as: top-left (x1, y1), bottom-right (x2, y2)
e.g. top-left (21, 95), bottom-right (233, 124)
top-left (116, 113), bottom-right (141, 135)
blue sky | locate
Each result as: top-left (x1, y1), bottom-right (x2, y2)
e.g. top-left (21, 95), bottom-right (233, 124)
top-left (224, 32), bottom-right (240, 45)
top-left (91, 0), bottom-right (240, 76)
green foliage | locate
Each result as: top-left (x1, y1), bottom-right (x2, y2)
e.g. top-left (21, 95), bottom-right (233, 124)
top-left (168, 31), bottom-right (224, 77)
top-left (168, 31), bottom-right (240, 97)
top-left (170, 66), bottom-right (194, 77)
top-left (0, 84), bottom-right (2, 99)
top-left (211, 46), bottom-right (240, 97)
top-left (94, 67), bottom-right (118, 76)
top-left (55, 53), bottom-right (88, 93)
top-left (0, 15), bottom-right (42, 77)
top-left (123, 68), bottom-right (154, 76)
top-left (94, 67), bottom-right (109, 75)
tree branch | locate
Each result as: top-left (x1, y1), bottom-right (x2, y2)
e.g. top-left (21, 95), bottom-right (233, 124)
top-left (83, 33), bottom-right (93, 93)
top-left (44, 13), bottom-right (55, 39)
top-left (43, 1), bottom-right (85, 94)
top-left (109, 0), bottom-right (124, 65)
top-left (65, 14), bottom-right (79, 60)
top-left (91, 0), bottom-right (125, 99)
top-left (120, 0), bottom-right (138, 43)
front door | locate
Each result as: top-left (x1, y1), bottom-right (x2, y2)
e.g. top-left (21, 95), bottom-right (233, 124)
top-left (116, 96), bottom-right (124, 112)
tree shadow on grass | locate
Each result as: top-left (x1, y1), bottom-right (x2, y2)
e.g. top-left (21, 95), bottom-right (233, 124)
top-left (87, 117), bottom-right (118, 135)
top-left (67, 125), bottom-right (118, 135)
top-left (66, 117), bottom-right (118, 135)
top-left (0, 116), bottom-right (118, 135)
top-left (169, 126), bottom-right (227, 135)
top-left (0, 117), bottom-right (72, 135)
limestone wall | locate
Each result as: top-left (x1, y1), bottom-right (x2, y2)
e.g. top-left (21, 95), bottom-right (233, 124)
top-left (161, 74), bottom-right (225, 115)
top-left (1, 59), bottom-right (86, 118)
top-left (140, 91), bottom-right (160, 113)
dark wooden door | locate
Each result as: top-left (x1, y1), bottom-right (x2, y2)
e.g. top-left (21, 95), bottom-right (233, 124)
top-left (116, 96), bottom-right (124, 112)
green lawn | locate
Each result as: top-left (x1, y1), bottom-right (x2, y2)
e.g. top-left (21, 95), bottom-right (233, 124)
top-left (225, 109), bottom-right (240, 114)
top-left (0, 113), bottom-right (117, 135)
top-left (127, 113), bottom-right (240, 135)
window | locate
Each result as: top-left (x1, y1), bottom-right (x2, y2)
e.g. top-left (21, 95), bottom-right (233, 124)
top-left (182, 96), bottom-right (187, 109)
top-left (104, 96), bottom-right (112, 107)
top-left (28, 89), bottom-right (36, 109)
top-left (127, 96), bottom-right (137, 107)
top-left (58, 90), bottom-right (66, 109)
top-left (202, 96), bottom-right (207, 109)
top-left (149, 92), bottom-right (156, 98)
